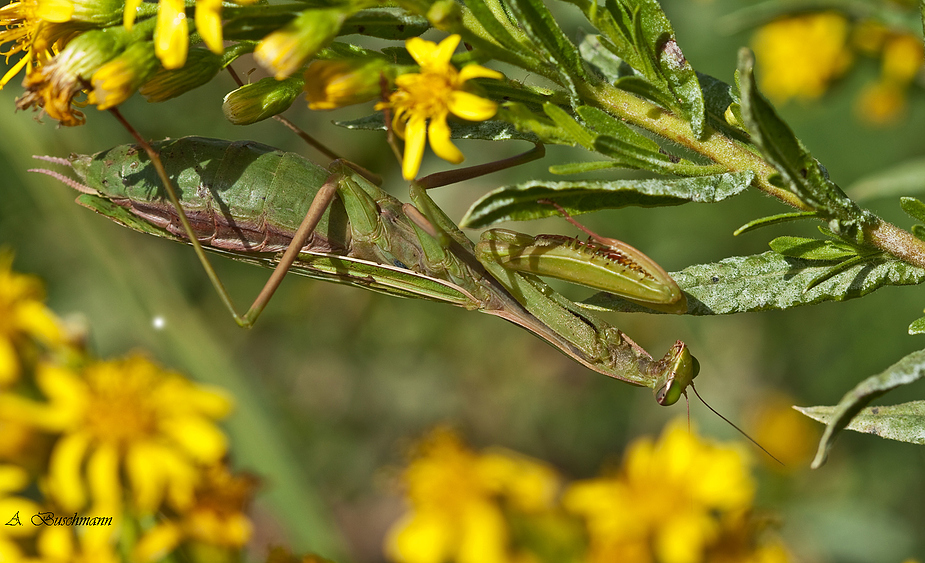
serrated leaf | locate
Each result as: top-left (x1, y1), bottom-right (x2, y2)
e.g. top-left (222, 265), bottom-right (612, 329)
top-left (900, 196), bottom-right (925, 223)
top-left (846, 158), bottom-right (925, 201)
top-left (460, 172), bottom-right (753, 228)
top-left (769, 236), bottom-right (859, 261)
top-left (336, 114), bottom-right (539, 143)
top-left (582, 251), bottom-right (925, 315)
top-left (796, 402), bottom-right (925, 446)
top-left (796, 348), bottom-right (925, 467)
top-left (737, 49), bottom-right (860, 220)
top-left (910, 316), bottom-right (925, 334)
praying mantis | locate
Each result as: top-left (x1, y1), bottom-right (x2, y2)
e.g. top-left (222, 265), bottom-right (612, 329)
top-left (32, 134), bottom-right (697, 407)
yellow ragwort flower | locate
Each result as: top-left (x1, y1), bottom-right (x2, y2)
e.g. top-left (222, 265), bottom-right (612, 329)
top-left (385, 427), bottom-right (559, 563)
top-left (375, 34), bottom-right (503, 180)
top-left (304, 58), bottom-right (388, 110)
top-left (0, 255), bottom-right (61, 387)
top-left (751, 12), bottom-right (853, 102)
top-left (154, 0), bottom-right (187, 69)
top-left (0, 464), bottom-right (42, 561)
top-left (564, 419), bottom-right (757, 563)
top-left (0, 355), bottom-right (232, 514)
top-left (35, 524), bottom-right (121, 563)
top-left (134, 463), bottom-right (259, 562)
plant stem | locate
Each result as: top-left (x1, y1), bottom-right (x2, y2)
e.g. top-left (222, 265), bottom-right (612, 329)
top-left (583, 80), bottom-right (925, 270)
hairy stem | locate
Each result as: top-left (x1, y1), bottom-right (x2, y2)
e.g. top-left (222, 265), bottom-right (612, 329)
top-left (583, 80), bottom-right (925, 270)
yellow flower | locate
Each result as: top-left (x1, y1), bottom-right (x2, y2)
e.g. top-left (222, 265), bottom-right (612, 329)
top-left (881, 34), bottom-right (924, 83)
top-left (375, 35), bottom-right (503, 180)
top-left (0, 464), bottom-right (42, 561)
top-left (751, 12), bottom-right (853, 102)
top-left (35, 525), bottom-right (121, 563)
top-left (15, 25), bottom-right (130, 125)
top-left (750, 395), bottom-right (818, 470)
top-left (563, 419), bottom-right (756, 563)
top-left (154, 0), bottom-right (187, 69)
top-left (194, 0), bottom-right (222, 54)
top-left (134, 463), bottom-right (258, 562)
top-left (88, 40), bottom-right (160, 110)
top-left (0, 254), bottom-right (61, 387)
top-left (254, 7), bottom-right (347, 80)
top-left (0, 355), bottom-right (232, 513)
top-left (304, 58), bottom-right (389, 110)
top-left (385, 427), bottom-right (559, 563)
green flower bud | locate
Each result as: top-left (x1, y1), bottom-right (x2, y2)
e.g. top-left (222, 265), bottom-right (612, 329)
top-left (140, 48), bottom-right (223, 102)
top-left (222, 75), bottom-right (305, 125)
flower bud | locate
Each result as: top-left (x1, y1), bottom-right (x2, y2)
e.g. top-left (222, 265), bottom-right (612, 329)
top-left (254, 7), bottom-right (347, 80)
top-left (222, 75), bottom-right (304, 124)
top-left (89, 40), bottom-right (160, 109)
top-left (36, 0), bottom-right (126, 25)
top-left (304, 58), bottom-right (388, 110)
top-left (140, 47), bottom-right (223, 102)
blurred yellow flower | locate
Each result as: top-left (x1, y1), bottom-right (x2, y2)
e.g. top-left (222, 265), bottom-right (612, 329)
top-left (134, 463), bottom-right (258, 562)
top-left (0, 355), bottom-right (232, 514)
top-left (375, 35), bottom-right (503, 180)
top-left (254, 7), bottom-right (347, 80)
top-left (304, 58), bottom-right (388, 110)
top-left (385, 427), bottom-right (559, 563)
top-left (751, 395), bottom-right (818, 470)
top-left (154, 0), bottom-right (187, 69)
top-left (0, 254), bottom-right (61, 387)
top-left (751, 12), bottom-right (853, 102)
top-left (35, 524), bottom-right (120, 563)
top-left (563, 419), bottom-right (760, 563)
top-left (0, 464), bottom-right (42, 561)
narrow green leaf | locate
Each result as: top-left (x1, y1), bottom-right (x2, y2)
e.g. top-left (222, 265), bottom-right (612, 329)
top-left (460, 172), bottom-right (753, 228)
top-left (548, 161), bottom-right (622, 174)
top-left (900, 196), bottom-right (925, 223)
top-left (733, 211), bottom-right (818, 236)
top-left (769, 236), bottom-right (859, 261)
top-left (796, 401), bottom-right (925, 446)
top-left (913, 224), bottom-right (925, 242)
top-left (910, 315), bottom-right (925, 335)
top-left (797, 349), bottom-right (925, 467)
top-left (507, 0), bottom-right (586, 92)
top-left (336, 114), bottom-right (539, 142)
top-left (339, 8), bottom-right (429, 39)
top-left (543, 104), bottom-right (596, 149)
top-left (846, 158), bottom-right (925, 201)
top-left (464, 0), bottom-right (534, 56)
top-left (594, 135), bottom-right (726, 176)
top-left (582, 251), bottom-right (925, 315)
top-left (576, 105), bottom-right (661, 152)
top-left (737, 49), bottom-right (861, 221)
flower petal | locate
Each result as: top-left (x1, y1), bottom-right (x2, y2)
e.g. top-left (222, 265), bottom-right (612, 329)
top-left (161, 415), bottom-right (228, 463)
top-left (427, 116), bottom-right (464, 164)
top-left (155, 0), bottom-right (189, 69)
top-left (402, 113), bottom-right (428, 180)
top-left (458, 64), bottom-right (503, 83)
top-left (448, 91), bottom-right (498, 122)
top-left (48, 431), bottom-right (92, 511)
top-left (88, 442), bottom-right (121, 510)
top-left (134, 522), bottom-right (182, 563)
top-left (194, 0), bottom-right (224, 54)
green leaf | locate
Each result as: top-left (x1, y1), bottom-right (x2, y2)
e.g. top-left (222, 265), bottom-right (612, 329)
top-left (846, 158), bottom-right (925, 201)
top-left (548, 161), bottom-right (622, 175)
top-left (769, 236), bottom-right (859, 261)
top-left (544, 104), bottom-right (596, 149)
top-left (900, 196), bottom-right (925, 223)
top-left (460, 172), bottom-right (753, 228)
top-left (464, 0), bottom-right (536, 57)
top-left (339, 8), bottom-right (429, 39)
top-left (795, 348), bottom-right (925, 468)
top-left (582, 251), bottom-right (925, 315)
top-left (913, 224), bottom-right (925, 242)
top-left (336, 114), bottom-right (540, 143)
top-left (910, 316), bottom-right (925, 335)
top-left (506, 0), bottom-right (587, 94)
top-left (576, 105), bottom-right (661, 153)
top-left (733, 211), bottom-right (818, 236)
top-left (796, 401), bottom-right (925, 446)
top-left (737, 49), bottom-right (861, 222)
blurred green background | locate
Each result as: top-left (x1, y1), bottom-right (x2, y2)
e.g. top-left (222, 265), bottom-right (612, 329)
top-left (2, 0), bottom-right (924, 561)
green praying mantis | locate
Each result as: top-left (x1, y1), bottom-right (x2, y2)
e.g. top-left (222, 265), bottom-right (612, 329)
top-left (31, 131), bottom-right (781, 461)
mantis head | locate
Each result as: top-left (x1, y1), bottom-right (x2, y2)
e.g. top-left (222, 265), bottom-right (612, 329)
top-left (653, 341), bottom-right (700, 406)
